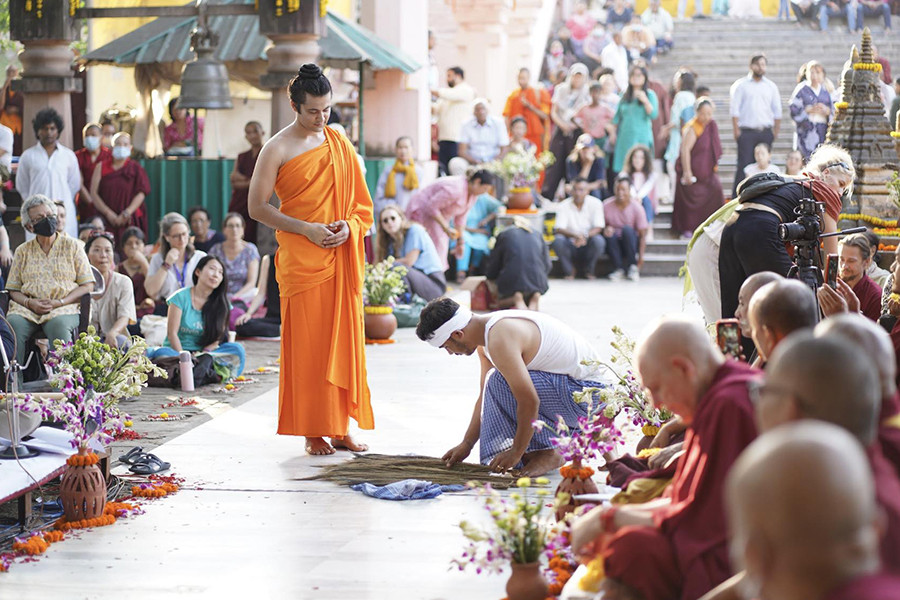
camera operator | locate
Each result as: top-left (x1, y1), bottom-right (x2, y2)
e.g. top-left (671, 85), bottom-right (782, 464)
top-left (718, 144), bottom-right (854, 321)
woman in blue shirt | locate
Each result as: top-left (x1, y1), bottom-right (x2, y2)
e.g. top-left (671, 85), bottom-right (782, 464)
top-left (148, 255), bottom-right (245, 377)
top-left (374, 206), bottom-right (446, 301)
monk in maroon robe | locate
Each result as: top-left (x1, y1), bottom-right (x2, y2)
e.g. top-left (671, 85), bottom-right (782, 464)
top-left (672, 100), bottom-right (724, 237)
top-left (815, 314), bottom-right (900, 479)
top-left (571, 317), bottom-right (759, 600)
top-left (754, 333), bottom-right (900, 573)
top-left (724, 422), bottom-right (900, 600)
top-left (229, 121), bottom-right (265, 244)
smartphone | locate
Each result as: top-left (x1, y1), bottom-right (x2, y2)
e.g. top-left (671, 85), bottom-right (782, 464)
top-left (715, 318), bottom-right (742, 359)
top-left (825, 253), bottom-right (839, 289)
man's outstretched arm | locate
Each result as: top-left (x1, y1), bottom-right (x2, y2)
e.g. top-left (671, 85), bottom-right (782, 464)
top-left (443, 348), bottom-right (493, 466)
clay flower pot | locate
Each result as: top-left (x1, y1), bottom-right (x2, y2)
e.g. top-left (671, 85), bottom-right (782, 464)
top-left (507, 187), bottom-right (534, 211)
top-left (636, 424), bottom-right (661, 453)
top-left (364, 305), bottom-right (398, 340)
top-left (555, 459), bottom-right (599, 521)
top-left (506, 562), bottom-right (549, 600)
top-left (60, 450), bottom-right (107, 521)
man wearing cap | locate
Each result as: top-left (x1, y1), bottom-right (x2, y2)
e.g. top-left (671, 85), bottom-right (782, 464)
top-left (415, 297), bottom-right (603, 476)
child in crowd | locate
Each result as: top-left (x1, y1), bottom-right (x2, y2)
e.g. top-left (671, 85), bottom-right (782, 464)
top-left (575, 82), bottom-right (617, 153)
top-left (621, 144), bottom-right (658, 224)
top-left (742, 143), bottom-right (782, 178)
top-left (785, 149), bottom-right (804, 176)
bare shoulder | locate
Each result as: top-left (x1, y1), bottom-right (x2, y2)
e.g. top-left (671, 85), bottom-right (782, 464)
top-left (486, 317), bottom-right (539, 355)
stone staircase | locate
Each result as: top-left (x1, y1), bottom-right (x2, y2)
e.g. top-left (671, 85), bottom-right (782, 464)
top-left (631, 17), bottom-right (900, 276)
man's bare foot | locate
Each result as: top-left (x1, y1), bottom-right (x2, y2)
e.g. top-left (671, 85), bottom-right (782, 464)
top-left (331, 435), bottom-right (369, 452)
top-left (306, 437), bottom-right (335, 456)
top-left (520, 449), bottom-right (564, 476)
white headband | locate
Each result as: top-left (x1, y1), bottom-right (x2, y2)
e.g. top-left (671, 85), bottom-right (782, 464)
top-left (427, 307), bottom-right (473, 348)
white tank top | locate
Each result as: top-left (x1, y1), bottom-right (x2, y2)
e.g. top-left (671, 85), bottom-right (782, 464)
top-left (483, 311), bottom-right (601, 381)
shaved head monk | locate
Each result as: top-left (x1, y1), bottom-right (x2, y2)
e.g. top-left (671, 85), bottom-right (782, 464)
top-left (757, 333), bottom-right (900, 572)
top-left (416, 297), bottom-right (604, 475)
top-left (248, 64), bottom-right (374, 456)
top-left (570, 315), bottom-right (759, 600)
top-left (726, 422), bottom-right (900, 600)
top-left (816, 313), bottom-right (900, 478)
top-left (733, 271), bottom-right (781, 361)
top-left (747, 279), bottom-right (817, 363)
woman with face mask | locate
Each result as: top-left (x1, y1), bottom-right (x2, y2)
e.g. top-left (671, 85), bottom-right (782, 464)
top-left (74, 122), bottom-right (111, 223)
top-left (5, 194), bottom-right (95, 368)
top-left (89, 132), bottom-right (151, 245)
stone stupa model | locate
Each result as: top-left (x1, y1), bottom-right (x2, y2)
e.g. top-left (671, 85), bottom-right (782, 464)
top-left (826, 28), bottom-right (899, 223)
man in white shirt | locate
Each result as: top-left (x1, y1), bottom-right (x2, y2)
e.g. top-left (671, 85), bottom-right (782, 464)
top-left (729, 55), bottom-right (782, 196)
top-left (457, 99), bottom-right (510, 165)
top-left (551, 178), bottom-right (607, 279)
top-left (432, 66), bottom-right (476, 174)
top-left (16, 108), bottom-right (80, 239)
top-left (600, 32), bottom-right (629, 93)
top-left (642, 0), bottom-right (674, 55)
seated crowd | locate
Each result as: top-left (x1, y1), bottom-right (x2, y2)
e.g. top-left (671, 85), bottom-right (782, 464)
top-left (0, 193), bottom-right (272, 389)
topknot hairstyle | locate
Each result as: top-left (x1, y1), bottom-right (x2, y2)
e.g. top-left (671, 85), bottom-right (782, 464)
top-left (288, 63), bottom-right (333, 108)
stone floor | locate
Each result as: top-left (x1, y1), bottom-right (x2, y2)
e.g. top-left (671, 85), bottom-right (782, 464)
top-left (0, 277), bottom-right (691, 599)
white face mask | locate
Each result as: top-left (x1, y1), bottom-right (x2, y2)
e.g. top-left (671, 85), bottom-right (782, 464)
top-left (84, 136), bottom-right (101, 151)
top-left (112, 146), bottom-right (131, 160)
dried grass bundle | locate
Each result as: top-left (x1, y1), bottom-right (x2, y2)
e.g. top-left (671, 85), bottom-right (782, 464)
top-left (301, 454), bottom-right (519, 489)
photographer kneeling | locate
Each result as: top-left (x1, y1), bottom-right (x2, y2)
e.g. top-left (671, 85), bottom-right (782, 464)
top-left (718, 144), bottom-right (854, 320)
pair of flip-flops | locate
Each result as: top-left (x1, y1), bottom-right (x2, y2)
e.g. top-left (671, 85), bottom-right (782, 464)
top-left (120, 446), bottom-right (171, 475)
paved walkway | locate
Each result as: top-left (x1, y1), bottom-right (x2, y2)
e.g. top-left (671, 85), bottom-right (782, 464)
top-left (0, 277), bottom-right (691, 599)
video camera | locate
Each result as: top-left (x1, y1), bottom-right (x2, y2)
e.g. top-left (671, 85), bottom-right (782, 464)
top-left (777, 197), bottom-right (823, 244)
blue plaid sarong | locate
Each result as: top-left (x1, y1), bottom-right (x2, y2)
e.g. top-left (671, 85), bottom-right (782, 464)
top-left (479, 369), bottom-right (604, 466)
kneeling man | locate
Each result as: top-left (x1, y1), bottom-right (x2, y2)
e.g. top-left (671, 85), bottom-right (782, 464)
top-left (416, 298), bottom-right (603, 476)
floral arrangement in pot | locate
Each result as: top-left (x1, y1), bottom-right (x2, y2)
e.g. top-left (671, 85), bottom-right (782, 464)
top-left (486, 147), bottom-right (555, 210)
top-left (533, 387), bottom-right (624, 521)
top-left (46, 327), bottom-right (165, 409)
top-left (363, 256), bottom-right (408, 340)
top-left (452, 477), bottom-right (557, 600)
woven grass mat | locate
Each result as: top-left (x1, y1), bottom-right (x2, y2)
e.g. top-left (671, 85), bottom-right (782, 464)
top-left (300, 453), bottom-right (519, 489)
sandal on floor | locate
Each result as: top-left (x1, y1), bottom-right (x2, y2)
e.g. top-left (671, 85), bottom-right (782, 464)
top-left (119, 446), bottom-right (145, 465)
top-left (129, 453), bottom-right (171, 475)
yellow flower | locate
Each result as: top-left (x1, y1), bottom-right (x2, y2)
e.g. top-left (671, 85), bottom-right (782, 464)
top-left (516, 477), bottom-right (532, 488)
top-left (535, 477), bottom-right (550, 486)
top-left (159, 412), bottom-right (168, 418)
top-left (123, 420), bottom-right (133, 427)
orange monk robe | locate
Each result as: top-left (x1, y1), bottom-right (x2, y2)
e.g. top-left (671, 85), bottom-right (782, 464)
top-left (274, 126), bottom-right (374, 437)
top-left (503, 86), bottom-right (551, 152)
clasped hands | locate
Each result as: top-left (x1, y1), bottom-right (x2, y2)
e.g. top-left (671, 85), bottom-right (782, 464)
top-left (303, 220), bottom-right (350, 249)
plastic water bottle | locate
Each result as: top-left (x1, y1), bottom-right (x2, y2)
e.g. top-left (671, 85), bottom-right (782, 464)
top-left (179, 351), bottom-right (194, 392)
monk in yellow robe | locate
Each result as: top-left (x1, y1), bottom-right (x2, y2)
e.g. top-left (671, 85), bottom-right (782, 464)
top-left (248, 64), bottom-right (374, 455)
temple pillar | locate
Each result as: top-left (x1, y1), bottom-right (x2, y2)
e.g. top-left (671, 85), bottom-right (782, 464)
top-left (359, 0), bottom-right (431, 161)
top-left (9, 0), bottom-right (82, 149)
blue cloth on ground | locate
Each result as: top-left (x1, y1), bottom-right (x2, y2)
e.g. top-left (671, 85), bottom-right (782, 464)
top-left (350, 479), bottom-right (466, 500)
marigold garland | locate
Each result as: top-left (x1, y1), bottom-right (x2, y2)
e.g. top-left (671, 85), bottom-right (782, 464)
top-left (834, 101), bottom-right (849, 110)
top-left (852, 62), bottom-right (883, 72)
top-left (891, 131), bottom-right (900, 139)
top-left (559, 465), bottom-right (594, 480)
top-left (874, 228), bottom-right (900, 237)
top-left (131, 482), bottom-right (179, 498)
top-left (546, 552), bottom-right (577, 596)
top-left (838, 213), bottom-right (898, 228)
top-left (54, 514), bottom-right (116, 532)
top-left (364, 305), bottom-right (393, 315)
top-left (880, 244), bottom-right (898, 252)
top-left (66, 452), bottom-right (100, 467)
top-left (12, 535), bottom-right (49, 556)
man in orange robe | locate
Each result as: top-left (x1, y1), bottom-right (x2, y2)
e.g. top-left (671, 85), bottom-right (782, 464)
top-left (248, 64), bottom-right (374, 456)
top-left (503, 67), bottom-right (551, 152)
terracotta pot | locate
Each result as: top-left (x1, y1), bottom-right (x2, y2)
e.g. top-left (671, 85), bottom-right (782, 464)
top-left (506, 562), bottom-right (549, 600)
top-left (555, 459), bottom-right (599, 521)
top-left (59, 452), bottom-right (107, 521)
top-left (364, 307), bottom-right (397, 340)
top-left (507, 187), bottom-right (534, 211)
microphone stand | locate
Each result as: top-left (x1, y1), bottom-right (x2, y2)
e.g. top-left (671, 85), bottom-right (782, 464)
top-left (0, 333), bottom-right (39, 460)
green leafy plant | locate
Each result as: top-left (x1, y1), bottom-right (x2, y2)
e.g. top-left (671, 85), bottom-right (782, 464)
top-left (48, 326), bottom-right (165, 409)
top-left (363, 256), bottom-right (408, 306)
top-left (887, 172), bottom-right (900, 210)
